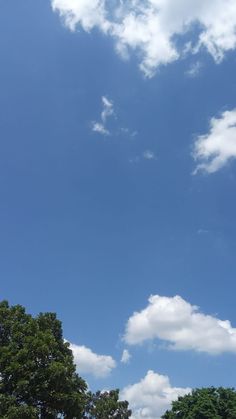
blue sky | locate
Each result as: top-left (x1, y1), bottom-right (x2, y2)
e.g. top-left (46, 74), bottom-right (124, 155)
top-left (1, 1), bottom-right (236, 417)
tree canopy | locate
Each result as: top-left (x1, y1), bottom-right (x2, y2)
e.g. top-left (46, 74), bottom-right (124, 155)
top-left (84, 390), bottom-right (132, 419)
top-left (162, 387), bottom-right (236, 419)
top-left (0, 300), bottom-right (131, 419)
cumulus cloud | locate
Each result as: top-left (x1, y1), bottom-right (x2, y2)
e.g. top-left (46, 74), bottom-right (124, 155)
top-left (121, 370), bottom-right (191, 419)
top-left (193, 109), bottom-right (236, 173)
top-left (121, 349), bottom-right (131, 364)
top-left (51, 0), bottom-right (110, 32)
top-left (91, 96), bottom-right (114, 135)
top-left (70, 343), bottom-right (116, 378)
top-left (52, 0), bottom-right (236, 77)
top-left (124, 295), bottom-right (236, 354)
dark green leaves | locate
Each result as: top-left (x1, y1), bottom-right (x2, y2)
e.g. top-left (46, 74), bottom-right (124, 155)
top-left (84, 389), bottom-right (131, 419)
top-left (0, 300), bottom-right (87, 418)
top-left (162, 387), bottom-right (236, 419)
top-left (0, 301), bottom-right (131, 418)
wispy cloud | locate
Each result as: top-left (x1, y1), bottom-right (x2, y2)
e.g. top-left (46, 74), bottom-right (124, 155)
top-left (130, 150), bottom-right (157, 163)
top-left (143, 150), bottom-right (157, 160)
top-left (185, 61), bottom-right (202, 78)
top-left (120, 127), bottom-right (138, 138)
top-left (121, 349), bottom-right (131, 364)
top-left (101, 96), bottom-right (114, 123)
top-left (92, 96), bottom-right (114, 136)
top-left (92, 121), bottom-right (110, 135)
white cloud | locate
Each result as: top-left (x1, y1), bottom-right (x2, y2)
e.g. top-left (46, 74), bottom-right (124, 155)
top-left (124, 295), bottom-right (236, 354)
top-left (91, 96), bottom-right (114, 135)
top-left (70, 343), bottom-right (116, 378)
top-left (121, 370), bottom-right (191, 419)
top-left (129, 150), bottom-right (156, 164)
top-left (52, 0), bottom-right (236, 77)
top-left (51, 0), bottom-right (110, 32)
top-left (121, 349), bottom-right (131, 364)
top-left (92, 121), bottom-right (110, 135)
top-left (193, 109), bottom-right (236, 173)
top-left (101, 96), bottom-right (114, 123)
top-left (185, 61), bottom-right (202, 78)
top-left (143, 150), bottom-right (156, 160)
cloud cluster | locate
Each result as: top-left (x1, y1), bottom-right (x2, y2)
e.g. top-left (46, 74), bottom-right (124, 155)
top-left (92, 96), bottom-right (114, 135)
top-left (52, 0), bottom-right (236, 77)
top-left (121, 370), bottom-right (190, 419)
top-left (124, 295), bottom-right (236, 354)
top-left (70, 342), bottom-right (116, 378)
top-left (193, 109), bottom-right (236, 173)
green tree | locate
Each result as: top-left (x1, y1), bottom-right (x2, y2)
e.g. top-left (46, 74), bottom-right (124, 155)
top-left (0, 300), bottom-right (87, 418)
top-left (0, 301), bottom-right (131, 418)
top-left (84, 389), bottom-right (132, 419)
top-left (162, 387), bottom-right (236, 419)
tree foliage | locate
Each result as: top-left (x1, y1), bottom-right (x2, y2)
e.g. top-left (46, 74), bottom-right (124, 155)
top-left (84, 389), bottom-right (131, 418)
top-left (162, 387), bottom-right (236, 419)
top-left (0, 300), bottom-right (86, 418)
top-left (0, 300), bottom-right (131, 418)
